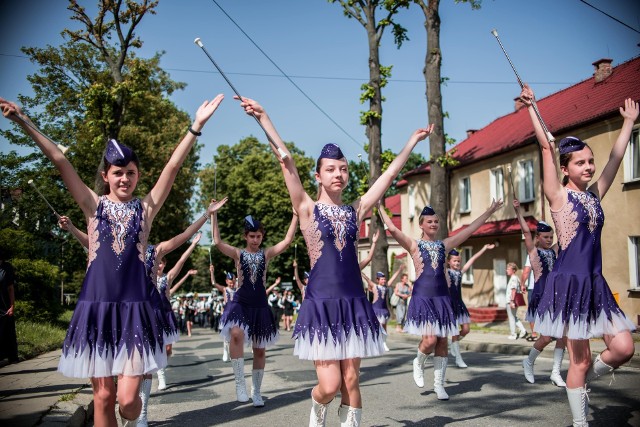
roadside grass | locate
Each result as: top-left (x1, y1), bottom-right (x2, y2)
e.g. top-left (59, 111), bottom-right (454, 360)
top-left (16, 309), bottom-right (73, 361)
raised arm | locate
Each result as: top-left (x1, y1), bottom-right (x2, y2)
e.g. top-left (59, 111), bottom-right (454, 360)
top-left (58, 216), bottom-right (89, 249)
top-left (156, 197), bottom-right (227, 259)
top-left (512, 198), bottom-right (534, 253)
top-left (293, 259), bottom-right (305, 293)
top-left (378, 203), bottom-right (416, 254)
top-left (266, 277), bottom-right (281, 294)
top-left (443, 199), bottom-right (503, 251)
top-left (387, 263), bottom-right (405, 287)
top-left (461, 243), bottom-right (495, 274)
top-left (1, 99), bottom-right (97, 217)
top-left (361, 272), bottom-right (376, 292)
top-left (520, 85), bottom-right (564, 209)
top-left (237, 97), bottom-right (315, 226)
top-left (165, 233), bottom-right (201, 285)
top-left (357, 125), bottom-right (434, 218)
top-left (211, 208), bottom-right (240, 262)
top-left (591, 98), bottom-right (639, 199)
top-left (169, 269), bottom-right (197, 296)
top-left (143, 95), bottom-right (224, 222)
top-left (209, 264), bottom-right (226, 293)
top-left (359, 228), bottom-right (379, 270)
top-left (265, 214), bottom-right (298, 260)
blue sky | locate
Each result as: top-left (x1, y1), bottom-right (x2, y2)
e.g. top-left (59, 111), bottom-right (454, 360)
top-left (1, 0), bottom-right (639, 173)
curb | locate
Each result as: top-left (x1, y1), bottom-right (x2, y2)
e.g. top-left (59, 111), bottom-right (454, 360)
top-left (39, 384), bottom-right (93, 427)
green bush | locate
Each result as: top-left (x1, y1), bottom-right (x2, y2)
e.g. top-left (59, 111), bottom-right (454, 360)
top-left (11, 258), bottom-right (62, 322)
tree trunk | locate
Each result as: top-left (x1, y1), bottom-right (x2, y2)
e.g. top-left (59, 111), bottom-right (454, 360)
top-left (421, 0), bottom-right (449, 240)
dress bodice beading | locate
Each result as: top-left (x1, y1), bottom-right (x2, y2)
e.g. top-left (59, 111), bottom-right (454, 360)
top-left (234, 249), bottom-right (269, 308)
top-left (292, 203), bottom-right (384, 360)
top-left (412, 240), bottom-right (449, 297)
top-left (58, 197), bottom-right (177, 378)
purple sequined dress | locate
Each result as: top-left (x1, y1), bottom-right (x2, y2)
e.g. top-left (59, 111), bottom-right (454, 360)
top-left (371, 285), bottom-right (390, 324)
top-left (293, 203), bottom-right (384, 360)
top-left (220, 249), bottom-right (279, 348)
top-left (58, 197), bottom-right (176, 378)
top-left (405, 240), bottom-right (458, 337)
top-left (525, 247), bottom-right (556, 323)
top-left (145, 245), bottom-right (180, 339)
top-left (447, 269), bottom-right (470, 325)
top-left (534, 189), bottom-right (635, 339)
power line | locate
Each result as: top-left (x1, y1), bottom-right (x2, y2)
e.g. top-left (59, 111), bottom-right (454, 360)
top-left (579, 0), bottom-right (640, 34)
top-left (209, 0), bottom-right (365, 149)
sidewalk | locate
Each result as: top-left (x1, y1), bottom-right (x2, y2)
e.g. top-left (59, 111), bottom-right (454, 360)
top-left (0, 322), bottom-right (638, 427)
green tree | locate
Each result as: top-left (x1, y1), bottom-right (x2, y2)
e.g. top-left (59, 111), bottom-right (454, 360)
top-left (1, 1), bottom-right (201, 291)
top-left (413, 0), bottom-right (480, 238)
top-left (330, 0), bottom-right (412, 275)
top-left (199, 137), bottom-right (316, 282)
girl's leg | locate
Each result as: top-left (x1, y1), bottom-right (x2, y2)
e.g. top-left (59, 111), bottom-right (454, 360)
top-left (309, 360), bottom-right (341, 427)
top-left (338, 358), bottom-right (363, 425)
top-left (187, 320), bottom-right (192, 337)
top-left (459, 323), bottom-right (470, 339)
top-left (451, 326), bottom-right (469, 368)
top-left (251, 347), bottom-right (266, 407)
top-left (395, 304), bottom-right (405, 331)
top-left (588, 330), bottom-right (635, 383)
top-left (413, 335), bottom-right (436, 387)
top-left (138, 374), bottom-right (153, 426)
top-left (116, 375), bottom-right (143, 423)
top-left (550, 336), bottom-right (567, 387)
top-left (229, 327), bottom-right (248, 402)
top-left (381, 323), bottom-right (389, 351)
top-left (91, 377), bottom-right (117, 427)
top-left (523, 335), bottom-right (553, 383)
top-left (433, 337), bottom-right (450, 400)
top-left (565, 339), bottom-right (591, 426)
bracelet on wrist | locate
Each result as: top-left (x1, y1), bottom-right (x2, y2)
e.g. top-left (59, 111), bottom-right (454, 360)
top-left (189, 126), bottom-right (202, 136)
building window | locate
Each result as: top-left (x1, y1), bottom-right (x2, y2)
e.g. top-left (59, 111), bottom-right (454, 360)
top-left (461, 246), bottom-right (473, 284)
top-left (518, 160), bottom-right (535, 202)
top-left (459, 177), bottom-right (471, 213)
top-left (490, 168), bottom-right (505, 202)
top-left (624, 128), bottom-right (640, 182)
top-left (629, 236), bottom-right (640, 289)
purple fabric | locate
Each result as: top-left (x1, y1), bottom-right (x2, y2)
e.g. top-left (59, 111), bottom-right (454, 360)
top-left (535, 189), bottom-right (634, 338)
top-left (220, 249), bottom-right (278, 347)
top-left (60, 197), bottom-right (171, 377)
top-left (293, 203), bottom-right (383, 359)
top-left (448, 269), bottom-right (470, 322)
top-left (525, 247), bottom-right (556, 322)
top-left (145, 245), bottom-right (179, 338)
top-left (372, 285), bottom-right (390, 323)
top-left (405, 240), bottom-right (457, 336)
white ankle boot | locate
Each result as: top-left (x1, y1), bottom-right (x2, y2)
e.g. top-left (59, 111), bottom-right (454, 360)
top-left (550, 348), bottom-right (566, 387)
top-left (136, 378), bottom-right (152, 427)
top-left (156, 368), bottom-right (167, 391)
top-left (413, 350), bottom-right (428, 388)
top-left (523, 347), bottom-right (540, 384)
top-left (383, 335), bottom-right (390, 352)
top-left (451, 341), bottom-right (467, 368)
top-left (222, 340), bottom-right (230, 362)
top-left (338, 404), bottom-right (362, 427)
top-left (251, 369), bottom-right (265, 407)
top-left (566, 386), bottom-right (589, 426)
top-left (433, 356), bottom-right (449, 400)
top-left (309, 391), bottom-right (331, 427)
top-left (231, 358), bottom-right (249, 402)
top-left (586, 353), bottom-right (614, 384)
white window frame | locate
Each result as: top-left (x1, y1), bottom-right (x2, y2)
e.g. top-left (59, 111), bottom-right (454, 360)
top-left (490, 167), bottom-right (505, 202)
top-left (518, 159), bottom-right (535, 203)
top-left (623, 127), bottom-right (640, 183)
top-left (461, 246), bottom-right (474, 284)
top-left (459, 177), bottom-right (471, 213)
top-left (629, 236), bottom-right (640, 289)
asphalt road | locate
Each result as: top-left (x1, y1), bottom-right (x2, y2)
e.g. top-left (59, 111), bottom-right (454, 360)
top-left (142, 327), bottom-right (640, 427)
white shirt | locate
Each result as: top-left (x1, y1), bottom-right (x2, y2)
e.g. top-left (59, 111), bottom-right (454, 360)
top-left (525, 256), bottom-right (535, 290)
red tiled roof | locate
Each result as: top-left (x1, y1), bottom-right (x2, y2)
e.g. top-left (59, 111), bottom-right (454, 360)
top-left (448, 217), bottom-right (538, 238)
top-left (398, 56), bottom-right (640, 186)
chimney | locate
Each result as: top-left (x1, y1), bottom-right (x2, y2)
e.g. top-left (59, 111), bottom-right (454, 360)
top-left (466, 129), bottom-right (478, 138)
top-left (592, 58), bottom-right (613, 83)
top-left (514, 96), bottom-right (526, 112)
